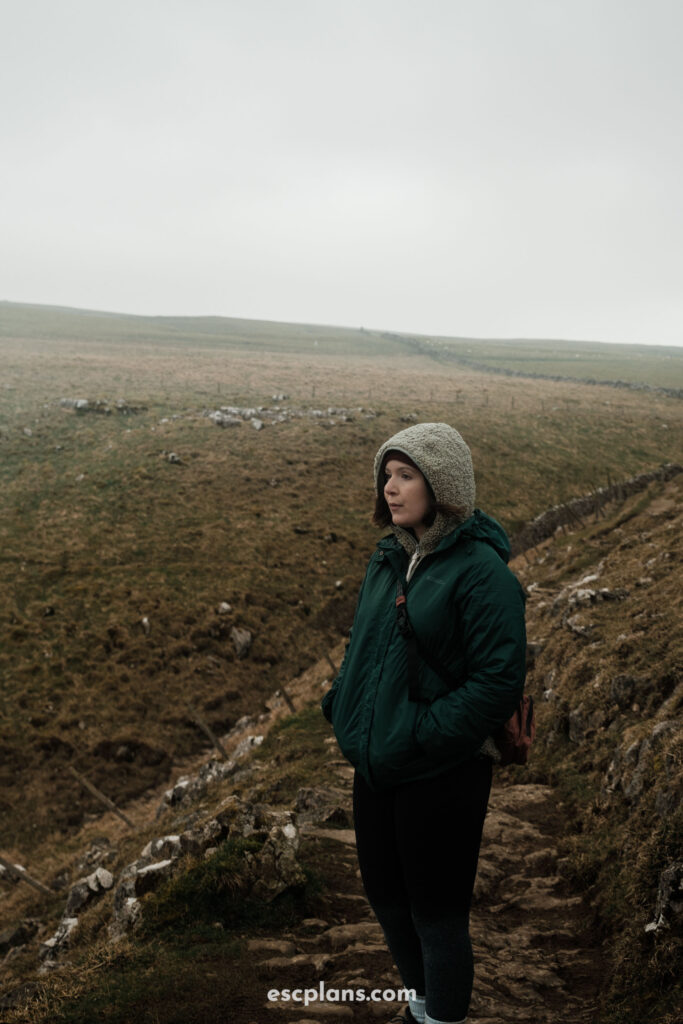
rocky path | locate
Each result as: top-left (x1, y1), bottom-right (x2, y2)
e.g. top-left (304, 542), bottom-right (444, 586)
top-left (250, 752), bottom-right (602, 1024)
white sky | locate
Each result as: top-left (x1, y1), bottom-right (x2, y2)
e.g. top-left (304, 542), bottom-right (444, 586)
top-left (2, 0), bottom-right (682, 344)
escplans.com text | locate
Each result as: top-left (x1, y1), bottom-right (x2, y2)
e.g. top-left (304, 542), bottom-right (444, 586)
top-left (267, 982), bottom-right (415, 1007)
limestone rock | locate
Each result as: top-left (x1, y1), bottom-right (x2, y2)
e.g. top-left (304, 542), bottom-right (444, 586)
top-left (209, 411), bottom-right (242, 427)
top-left (295, 786), bottom-right (351, 828)
top-left (159, 759), bottom-right (235, 811)
top-left (251, 816), bottom-right (306, 900)
top-left (645, 861), bottom-right (683, 934)
top-left (232, 734), bottom-right (263, 759)
top-left (38, 917), bottom-right (79, 963)
top-left (231, 626), bottom-right (253, 658)
top-left (247, 938), bottom-right (297, 956)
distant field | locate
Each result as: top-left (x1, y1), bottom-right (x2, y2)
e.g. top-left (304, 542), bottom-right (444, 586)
top-left (2, 301), bottom-right (682, 388)
top-left (0, 301), bottom-right (406, 358)
top-left (430, 336), bottom-right (683, 389)
top-left (1, 300), bottom-right (682, 857)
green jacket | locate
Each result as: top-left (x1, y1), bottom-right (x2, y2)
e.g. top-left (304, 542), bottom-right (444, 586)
top-left (321, 510), bottom-right (526, 791)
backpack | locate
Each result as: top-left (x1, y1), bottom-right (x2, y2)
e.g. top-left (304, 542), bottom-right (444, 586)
top-left (395, 580), bottom-right (535, 766)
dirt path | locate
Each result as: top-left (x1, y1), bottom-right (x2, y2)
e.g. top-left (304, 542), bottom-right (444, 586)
top-left (249, 756), bottom-right (602, 1024)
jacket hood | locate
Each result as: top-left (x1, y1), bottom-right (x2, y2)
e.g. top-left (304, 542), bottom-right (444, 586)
top-left (374, 422), bottom-right (476, 555)
top-left (454, 508), bottom-right (511, 563)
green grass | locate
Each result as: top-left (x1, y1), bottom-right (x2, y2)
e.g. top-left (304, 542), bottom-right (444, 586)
top-left (32, 936), bottom-right (261, 1024)
top-left (139, 836), bottom-right (319, 939)
top-left (432, 336), bottom-right (683, 388)
top-left (244, 705), bottom-right (340, 806)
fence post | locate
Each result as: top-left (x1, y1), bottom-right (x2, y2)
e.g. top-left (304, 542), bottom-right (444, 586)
top-left (68, 766), bottom-right (135, 828)
top-left (0, 854), bottom-right (53, 896)
top-left (278, 684), bottom-right (296, 714)
top-left (189, 706), bottom-right (230, 760)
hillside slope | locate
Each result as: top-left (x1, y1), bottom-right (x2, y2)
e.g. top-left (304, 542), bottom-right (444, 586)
top-left (1, 476), bottom-right (680, 1023)
top-left (514, 473), bottom-right (682, 1023)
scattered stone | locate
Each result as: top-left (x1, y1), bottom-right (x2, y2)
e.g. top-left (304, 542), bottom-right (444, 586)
top-left (568, 707), bottom-right (587, 743)
top-left (562, 613), bottom-right (594, 638)
top-left (59, 397), bottom-right (146, 415)
top-left (231, 626), bottom-right (253, 658)
top-left (299, 918), bottom-right (329, 933)
top-left (62, 867), bottom-right (113, 917)
top-left (75, 837), bottom-right (116, 874)
top-left (140, 836), bottom-right (182, 861)
top-left (167, 452), bottom-right (181, 464)
top-left (38, 917), bottom-right (79, 964)
top-left (159, 759), bottom-right (236, 812)
top-left (644, 861), bottom-right (683, 934)
top-left (217, 602), bottom-right (232, 615)
top-left (112, 799), bottom-right (307, 940)
top-left (209, 411), bottom-right (242, 427)
top-left (247, 938), bottom-right (297, 956)
top-left (205, 403), bottom-right (374, 431)
top-left (232, 735), bottom-right (264, 760)
top-left (295, 787), bottom-right (351, 828)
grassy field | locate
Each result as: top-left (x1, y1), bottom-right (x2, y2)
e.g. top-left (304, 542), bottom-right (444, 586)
top-left (1, 301), bottom-right (682, 1023)
top-left (0, 301), bottom-right (682, 859)
top-left (2, 301), bottom-right (682, 388)
top-left (431, 336), bottom-right (683, 388)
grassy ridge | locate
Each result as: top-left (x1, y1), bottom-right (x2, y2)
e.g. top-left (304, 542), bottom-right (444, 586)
top-left (2, 301), bottom-right (682, 387)
top-left (1, 306), bottom-right (682, 859)
top-left (0, 303), bottom-right (681, 1023)
top-left (431, 336), bottom-right (683, 388)
top-left (0, 301), bottom-right (403, 358)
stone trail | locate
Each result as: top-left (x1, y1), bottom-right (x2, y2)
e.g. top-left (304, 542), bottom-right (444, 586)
top-left (248, 757), bottom-right (601, 1024)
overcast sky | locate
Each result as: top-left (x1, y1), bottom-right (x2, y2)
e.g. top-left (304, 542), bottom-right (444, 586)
top-left (2, 0), bottom-right (682, 344)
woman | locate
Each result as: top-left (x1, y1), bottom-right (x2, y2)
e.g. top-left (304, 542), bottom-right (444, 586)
top-left (321, 422), bottom-right (526, 1024)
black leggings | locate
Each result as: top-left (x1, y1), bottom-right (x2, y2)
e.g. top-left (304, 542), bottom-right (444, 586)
top-left (352, 757), bottom-right (492, 1022)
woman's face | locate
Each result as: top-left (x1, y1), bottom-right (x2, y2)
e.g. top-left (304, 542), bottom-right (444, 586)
top-left (383, 458), bottom-right (431, 539)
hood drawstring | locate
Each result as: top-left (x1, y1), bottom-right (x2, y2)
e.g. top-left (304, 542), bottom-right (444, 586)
top-left (406, 545), bottom-right (422, 583)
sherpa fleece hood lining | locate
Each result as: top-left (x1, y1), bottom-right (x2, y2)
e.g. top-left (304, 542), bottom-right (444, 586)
top-left (373, 422), bottom-right (476, 557)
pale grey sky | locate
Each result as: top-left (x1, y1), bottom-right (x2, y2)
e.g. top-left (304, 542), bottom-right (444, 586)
top-left (2, 0), bottom-right (682, 344)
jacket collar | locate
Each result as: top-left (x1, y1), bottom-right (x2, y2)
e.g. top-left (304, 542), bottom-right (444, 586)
top-left (377, 514), bottom-right (474, 556)
top-left (376, 509), bottom-right (510, 563)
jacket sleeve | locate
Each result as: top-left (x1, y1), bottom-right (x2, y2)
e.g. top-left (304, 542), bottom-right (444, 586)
top-left (415, 557), bottom-right (526, 762)
top-left (320, 571), bottom-right (368, 724)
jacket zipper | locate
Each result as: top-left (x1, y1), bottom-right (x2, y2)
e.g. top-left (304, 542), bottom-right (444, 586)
top-left (406, 544), bottom-right (422, 583)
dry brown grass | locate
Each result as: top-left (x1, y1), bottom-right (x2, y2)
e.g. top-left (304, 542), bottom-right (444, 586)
top-left (1, 325), bottom-right (681, 873)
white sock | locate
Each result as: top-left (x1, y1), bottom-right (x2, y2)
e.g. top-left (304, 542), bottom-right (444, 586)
top-left (409, 993), bottom-right (426, 1023)
top-left (424, 1014), bottom-right (466, 1024)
